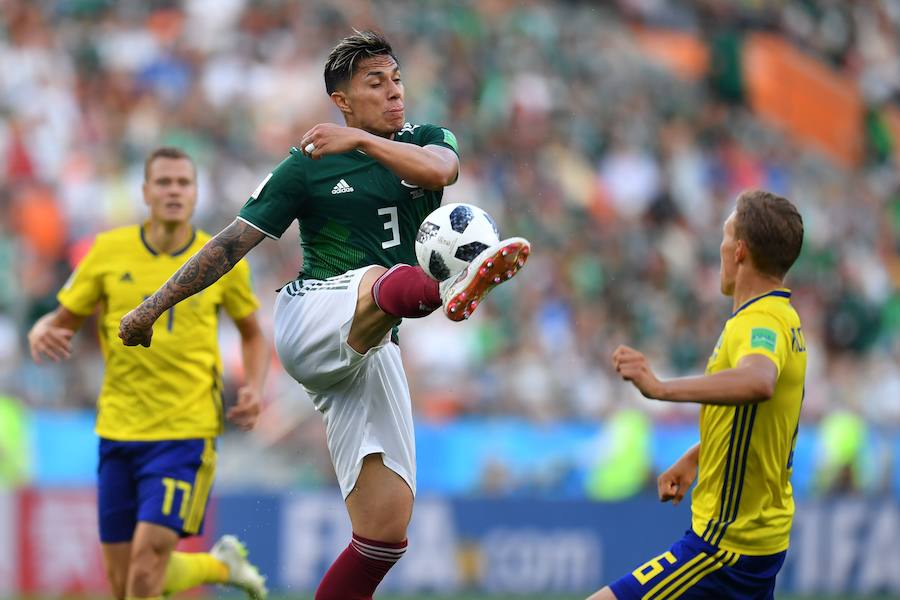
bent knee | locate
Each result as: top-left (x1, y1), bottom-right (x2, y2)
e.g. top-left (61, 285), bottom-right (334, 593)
top-left (127, 564), bottom-right (160, 594)
top-left (349, 266), bottom-right (400, 353)
top-left (359, 516), bottom-right (410, 543)
top-left (348, 489), bottom-right (413, 542)
top-left (128, 547), bottom-right (169, 590)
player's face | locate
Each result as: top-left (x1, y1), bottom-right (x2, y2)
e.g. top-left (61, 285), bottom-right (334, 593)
top-left (143, 157), bottom-right (197, 226)
top-left (720, 212), bottom-right (738, 295)
top-left (336, 55), bottom-right (405, 135)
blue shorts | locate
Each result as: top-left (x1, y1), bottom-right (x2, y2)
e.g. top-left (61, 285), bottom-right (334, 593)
top-left (610, 530), bottom-right (786, 600)
top-left (97, 438), bottom-right (217, 543)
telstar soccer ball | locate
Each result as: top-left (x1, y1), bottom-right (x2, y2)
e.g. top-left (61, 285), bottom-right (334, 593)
top-left (415, 203), bottom-right (500, 281)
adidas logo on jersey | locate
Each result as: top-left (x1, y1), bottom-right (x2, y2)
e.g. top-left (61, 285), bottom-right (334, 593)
top-left (331, 179), bottom-right (354, 195)
top-left (120, 272), bottom-right (133, 282)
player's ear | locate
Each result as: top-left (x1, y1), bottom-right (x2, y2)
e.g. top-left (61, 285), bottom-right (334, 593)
top-left (330, 90), bottom-right (352, 115)
top-left (734, 239), bottom-right (748, 264)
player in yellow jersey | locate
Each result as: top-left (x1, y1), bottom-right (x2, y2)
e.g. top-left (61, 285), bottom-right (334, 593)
top-left (27, 148), bottom-right (269, 600)
top-left (587, 190), bottom-right (806, 600)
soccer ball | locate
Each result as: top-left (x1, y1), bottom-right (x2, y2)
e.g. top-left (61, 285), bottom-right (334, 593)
top-left (415, 203), bottom-right (500, 281)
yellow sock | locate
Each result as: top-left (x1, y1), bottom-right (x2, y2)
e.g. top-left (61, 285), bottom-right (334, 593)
top-left (163, 552), bottom-right (230, 594)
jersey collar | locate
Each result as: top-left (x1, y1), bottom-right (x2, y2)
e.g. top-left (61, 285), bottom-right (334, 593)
top-left (140, 225), bottom-right (197, 257)
top-left (732, 288), bottom-right (791, 318)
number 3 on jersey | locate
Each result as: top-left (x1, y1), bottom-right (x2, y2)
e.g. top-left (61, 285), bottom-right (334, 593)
top-left (378, 207), bottom-right (400, 249)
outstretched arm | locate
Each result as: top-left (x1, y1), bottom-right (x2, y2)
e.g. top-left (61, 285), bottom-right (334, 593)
top-left (119, 219), bottom-right (265, 347)
top-left (613, 345), bottom-right (777, 405)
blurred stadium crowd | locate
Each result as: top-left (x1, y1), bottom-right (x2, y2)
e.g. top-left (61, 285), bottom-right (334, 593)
top-left (1, 0), bottom-right (898, 494)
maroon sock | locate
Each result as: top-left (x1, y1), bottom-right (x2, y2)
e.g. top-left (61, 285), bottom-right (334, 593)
top-left (314, 534), bottom-right (408, 600)
top-left (371, 264), bottom-right (441, 318)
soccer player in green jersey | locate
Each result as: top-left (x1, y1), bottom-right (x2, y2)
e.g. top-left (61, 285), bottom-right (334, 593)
top-left (587, 190), bottom-right (806, 600)
top-left (28, 148), bottom-right (268, 600)
top-left (119, 32), bottom-right (529, 599)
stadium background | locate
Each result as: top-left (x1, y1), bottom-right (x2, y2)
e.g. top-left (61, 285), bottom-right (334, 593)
top-left (1, 0), bottom-right (898, 598)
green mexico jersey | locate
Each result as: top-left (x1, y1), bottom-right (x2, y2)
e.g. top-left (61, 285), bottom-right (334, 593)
top-left (239, 122), bottom-right (460, 281)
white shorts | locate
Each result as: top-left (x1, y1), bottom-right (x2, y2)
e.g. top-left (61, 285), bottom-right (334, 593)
top-left (273, 267), bottom-right (416, 499)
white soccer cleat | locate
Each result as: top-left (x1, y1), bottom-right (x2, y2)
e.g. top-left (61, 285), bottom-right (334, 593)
top-left (211, 534), bottom-right (268, 600)
top-left (439, 236), bottom-right (530, 321)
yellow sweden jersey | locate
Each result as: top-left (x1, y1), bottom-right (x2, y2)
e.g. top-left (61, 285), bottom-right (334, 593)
top-left (691, 289), bottom-right (807, 555)
top-left (57, 225), bottom-right (259, 441)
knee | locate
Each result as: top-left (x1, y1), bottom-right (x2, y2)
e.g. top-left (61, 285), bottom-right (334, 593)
top-left (127, 564), bottom-right (161, 596)
top-left (362, 265), bottom-right (389, 291)
top-left (354, 495), bottom-right (413, 542)
top-left (349, 270), bottom-right (401, 353)
top-left (127, 565), bottom-right (154, 595)
top-left (348, 455), bottom-right (414, 541)
top-left (127, 546), bottom-right (168, 593)
top-left (358, 266), bottom-right (393, 318)
top-left (364, 514), bottom-right (409, 543)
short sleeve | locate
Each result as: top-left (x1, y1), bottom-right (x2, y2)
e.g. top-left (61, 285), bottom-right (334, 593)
top-left (220, 258), bottom-right (260, 322)
top-left (57, 240), bottom-right (104, 316)
top-left (418, 124), bottom-right (460, 158)
top-left (238, 149), bottom-right (306, 239)
top-left (726, 313), bottom-right (789, 375)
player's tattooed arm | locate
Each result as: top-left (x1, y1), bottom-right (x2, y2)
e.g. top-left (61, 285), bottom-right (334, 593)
top-left (119, 220), bottom-right (265, 347)
top-left (169, 219), bottom-right (264, 295)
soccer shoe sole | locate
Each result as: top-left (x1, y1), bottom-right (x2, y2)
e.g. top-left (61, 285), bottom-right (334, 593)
top-left (443, 237), bottom-right (530, 321)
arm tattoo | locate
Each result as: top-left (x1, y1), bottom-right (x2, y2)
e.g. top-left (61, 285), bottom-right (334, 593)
top-left (139, 220), bottom-right (265, 320)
